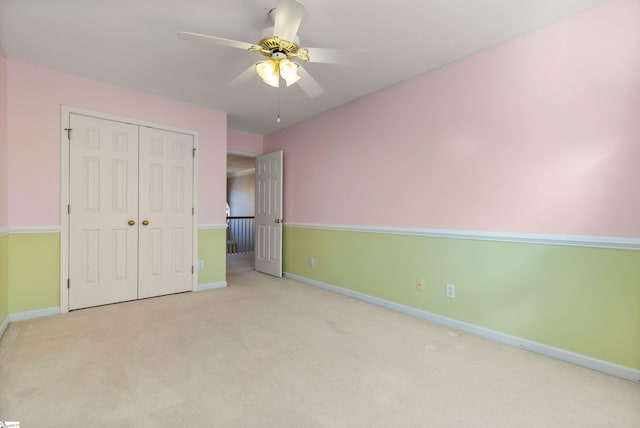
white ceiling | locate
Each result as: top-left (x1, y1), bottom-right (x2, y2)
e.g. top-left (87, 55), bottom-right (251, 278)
top-left (0, 0), bottom-right (609, 135)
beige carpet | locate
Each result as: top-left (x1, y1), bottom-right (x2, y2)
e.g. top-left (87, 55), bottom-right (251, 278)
top-left (226, 252), bottom-right (255, 274)
top-left (1, 271), bottom-right (639, 427)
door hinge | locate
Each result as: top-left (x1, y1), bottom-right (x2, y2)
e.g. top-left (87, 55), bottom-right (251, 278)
top-left (64, 128), bottom-right (72, 140)
top-left (67, 278), bottom-right (70, 289)
top-left (68, 204), bottom-right (71, 215)
top-left (191, 265), bottom-right (194, 274)
top-left (192, 148), bottom-right (196, 158)
top-left (192, 207), bottom-right (195, 216)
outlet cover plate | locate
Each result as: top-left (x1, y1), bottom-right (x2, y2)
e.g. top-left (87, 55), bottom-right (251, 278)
top-left (446, 283), bottom-right (455, 298)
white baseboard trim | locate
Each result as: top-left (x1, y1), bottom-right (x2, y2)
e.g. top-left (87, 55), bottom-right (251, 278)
top-left (9, 306), bottom-right (61, 323)
top-left (198, 281), bottom-right (228, 291)
top-left (0, 315), bottom-right (9, 339)
top-left (285, 272), bottom-right (640, 384)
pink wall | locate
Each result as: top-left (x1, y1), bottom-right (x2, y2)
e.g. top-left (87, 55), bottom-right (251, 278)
top-left (7, 61), bottom-right (227, 226)
top-left (228, 129), bottom-right (263, 155)
top-left (264, 0), bottom-right (640, 238)
top-left (0, 46), bottom-right (7, 229)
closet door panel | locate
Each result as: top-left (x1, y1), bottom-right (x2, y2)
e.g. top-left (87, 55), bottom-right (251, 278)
top-left (138, 127), bottom-right (194, 299)
top-left (68, 114), bottom-right (139, 310)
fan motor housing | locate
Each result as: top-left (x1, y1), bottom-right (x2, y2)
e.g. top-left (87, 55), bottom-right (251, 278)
top-left (258, 37), bottom-right (298, 59)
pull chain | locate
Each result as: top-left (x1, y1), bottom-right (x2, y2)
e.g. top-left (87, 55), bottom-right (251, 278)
top-left (276, 82), bottom-right (281, 123)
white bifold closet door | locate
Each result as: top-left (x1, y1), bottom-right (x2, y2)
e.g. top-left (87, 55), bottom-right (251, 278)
top-left (68, 114), bottom-right (194, 310)
top-left (137, 126), bottom-right (194, 299)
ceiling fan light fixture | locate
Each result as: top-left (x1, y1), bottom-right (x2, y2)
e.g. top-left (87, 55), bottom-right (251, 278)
top-left (179, 0), bottom-right (356, 99)
top-left (279, 59), bottom-right (301, 87)
top-left (256, 59), bottom-right (279, 88)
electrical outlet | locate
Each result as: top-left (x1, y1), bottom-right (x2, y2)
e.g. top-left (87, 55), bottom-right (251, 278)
top-left (416, 278), bottom-right (424, 291)
top-left (309, 257), bottom-right (314, 267)
top-left (198, 260), bottom-right (204, 270)
top-left (446, 283), bottom-right (455, 298)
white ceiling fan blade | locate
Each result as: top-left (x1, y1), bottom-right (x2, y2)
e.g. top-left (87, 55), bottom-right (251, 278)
top-left (296, 66), bottom-right (324, 97)
top-left (228, 64), bottom-right (258, 88)
top-left (177, 32), bottom-right (255, 51)
top-left (303, 47), bottom-right (371, 65)
top-left (274, 0), bottom-right (305, 42)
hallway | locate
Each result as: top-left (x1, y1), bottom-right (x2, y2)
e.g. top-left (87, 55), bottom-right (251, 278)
top-left (226, 252), bottom-right (254, 274)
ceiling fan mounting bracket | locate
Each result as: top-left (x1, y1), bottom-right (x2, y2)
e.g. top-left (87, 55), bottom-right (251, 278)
top-left (268, 8), bottom-right (277, 22)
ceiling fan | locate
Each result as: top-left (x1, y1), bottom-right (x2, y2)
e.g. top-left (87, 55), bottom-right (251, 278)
top-left (178, 0), bottom-right (366, 98)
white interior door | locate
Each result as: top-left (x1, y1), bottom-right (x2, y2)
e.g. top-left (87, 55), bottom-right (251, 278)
top-left (68, 114), bottom-right (139, 310)
top-left (138, 127), bottom-right (194, 299)
top-left (255, 151), bottom-right (283, 277)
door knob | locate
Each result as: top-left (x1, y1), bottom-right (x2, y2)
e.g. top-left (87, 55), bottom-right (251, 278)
top-left (275, 219), bottom-right (282, 224)
top-left (142, 220), bottom-right (149, 226)
top-left (128, 220), bottom-right (135, 226)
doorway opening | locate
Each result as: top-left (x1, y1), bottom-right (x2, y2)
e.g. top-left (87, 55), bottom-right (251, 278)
top-left (226, 153), bottom-right (256, 274)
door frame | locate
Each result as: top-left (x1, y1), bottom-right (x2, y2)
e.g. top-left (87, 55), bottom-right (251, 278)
top-left (60, 106), bottom-right (200, 313)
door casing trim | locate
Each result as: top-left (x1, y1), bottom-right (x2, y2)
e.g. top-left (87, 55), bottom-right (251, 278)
top-left (60, 106), bottom-right (200, 313)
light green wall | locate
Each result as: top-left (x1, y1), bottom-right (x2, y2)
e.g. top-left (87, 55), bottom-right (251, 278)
top-left (0, 234), bottom-right (8, 321)
top-left (4, 229), bottom-right (226, 315)
top-left (7, 233), bottom-right (60, 313)
top-left (197, 228), bottom-right (227, 285)
top-left (284, 227), bottom-right (640, 370)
